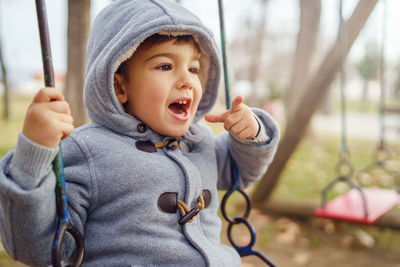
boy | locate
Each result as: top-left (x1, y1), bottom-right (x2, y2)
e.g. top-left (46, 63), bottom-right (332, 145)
top-left (0, 0), bottom-right (279, 266)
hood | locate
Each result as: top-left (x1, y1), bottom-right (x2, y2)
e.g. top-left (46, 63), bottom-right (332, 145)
top-left (84, 0), bottom-right (221, 138)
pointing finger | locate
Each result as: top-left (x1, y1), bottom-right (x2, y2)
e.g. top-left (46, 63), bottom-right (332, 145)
top-left (229, 95), bottom-right (243, 112)
top-left (205, 96), bottom-right (245, 123)
top-left (204, 112), bottom-right (227, 123)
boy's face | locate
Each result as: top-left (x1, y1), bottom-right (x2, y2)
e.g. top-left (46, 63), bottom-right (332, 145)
top-left (114, 39), bottom-right (203, 137)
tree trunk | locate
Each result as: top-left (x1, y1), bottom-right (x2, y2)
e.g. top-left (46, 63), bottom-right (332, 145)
top-left (248, 0), bottom-right (269, 107)
top-left (65, 0), bottom-right (91, 127)
top-left (0, 38), bottom-right (9, 120)
top-left (361, 79), bottom-right (369, 101)
top-left (286, 0), bottom-right (321, 121)
top-left (252, 0), bottom-right (379, 204)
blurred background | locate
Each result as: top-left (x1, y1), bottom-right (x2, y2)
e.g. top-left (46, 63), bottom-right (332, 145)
top-left (0, 0), bottom-right (399, 266)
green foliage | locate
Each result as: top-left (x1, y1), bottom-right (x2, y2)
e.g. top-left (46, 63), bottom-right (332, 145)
top-left (356, 40), bottom-right (380, 81)
top-left (266, 80), bottom-right (283, 100)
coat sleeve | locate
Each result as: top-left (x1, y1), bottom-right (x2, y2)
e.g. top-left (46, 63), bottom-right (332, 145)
top-left (211, 108), bottom-right (280, 190)
top-left (0, 133), bottom-right (92, 266)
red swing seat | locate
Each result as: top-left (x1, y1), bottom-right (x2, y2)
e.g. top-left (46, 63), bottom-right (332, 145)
top-left (314, 187), bottom-right (400, 224)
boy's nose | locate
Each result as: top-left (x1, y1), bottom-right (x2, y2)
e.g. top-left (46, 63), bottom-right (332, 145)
top-left (176, 70), bottom-right (194, 90)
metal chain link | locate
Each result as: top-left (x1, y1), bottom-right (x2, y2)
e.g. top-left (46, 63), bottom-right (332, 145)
top-left (221, 157), bottom-right (277, 266)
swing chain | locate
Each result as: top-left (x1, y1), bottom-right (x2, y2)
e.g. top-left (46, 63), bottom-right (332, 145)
top-left (336, 151), bottom-right (354, 178)
top-left (220, 157), bottom-right (278, 267)
top-left (373, 146), bottom-right (391, 164)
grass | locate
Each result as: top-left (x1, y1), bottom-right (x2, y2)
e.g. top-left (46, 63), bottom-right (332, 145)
top-left (0, 94), bottom-right (31, 158)
top-left (332, 98), bottom-right (400, 114)
top-left (274, 133), bottom-right (400, 202)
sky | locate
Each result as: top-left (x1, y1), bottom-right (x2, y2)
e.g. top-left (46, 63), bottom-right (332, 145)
top-left (0, 0), bottom-right (399, 86)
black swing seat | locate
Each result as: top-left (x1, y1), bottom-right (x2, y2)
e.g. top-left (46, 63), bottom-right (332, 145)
top-left (314, 188), bottom-right (400, 224)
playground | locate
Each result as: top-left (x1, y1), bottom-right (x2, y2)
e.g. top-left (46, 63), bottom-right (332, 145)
top-left (1, 0), bottom-right (400, 266)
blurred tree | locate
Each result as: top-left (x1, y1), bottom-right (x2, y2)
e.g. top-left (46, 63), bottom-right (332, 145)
top-left (356, 41), bottom-right (379, 102)
top-left (286, 0), bottom-right (321, 121)
top-left (226, 0), bottom-right (271, 107)
top-left (0, 37), bottom-right (9, 121)
top-left (0, 2), bottom-right (9, 120)
top-left (252, 0), bottom-right (379, 204)
top-left (65, 0), bottom-right (91, 127)
top-left (395, 64), bottom-right (400, 98)
top-left (247, 0), bottom-right (269, 107)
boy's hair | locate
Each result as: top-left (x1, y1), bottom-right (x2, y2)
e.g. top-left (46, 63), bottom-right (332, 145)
top-left (115, 34), bottom-right (201, 78)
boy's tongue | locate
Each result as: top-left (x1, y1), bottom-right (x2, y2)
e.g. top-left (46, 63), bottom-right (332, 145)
top-left (168, 102), bottom-right (188, 115)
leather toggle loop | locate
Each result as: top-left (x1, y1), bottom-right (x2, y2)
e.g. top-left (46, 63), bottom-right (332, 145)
top-left (178, 207), bottom-right (200, 225)
top-left (155, 139), bottom-right (179, 150)
top-left (158, 190), bottom-right (211, 215)
top-left (177, 195), bottom-right (205, 225)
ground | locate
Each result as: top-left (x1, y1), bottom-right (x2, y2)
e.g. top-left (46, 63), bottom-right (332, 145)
top-left (3, 210), bottom-right (399, 267)
top-left (225, 208), bottom-right (400, 267)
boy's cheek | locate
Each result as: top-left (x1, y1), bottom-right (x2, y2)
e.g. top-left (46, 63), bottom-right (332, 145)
top-left (193, 92), bottom-right (203, 110)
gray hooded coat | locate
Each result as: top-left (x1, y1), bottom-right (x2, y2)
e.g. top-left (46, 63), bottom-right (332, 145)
top-left (0, 0), bottom-right (280, 266)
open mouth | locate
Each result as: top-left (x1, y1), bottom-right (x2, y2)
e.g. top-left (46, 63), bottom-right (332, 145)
top-left (168, 98), bottom-right (192, 120)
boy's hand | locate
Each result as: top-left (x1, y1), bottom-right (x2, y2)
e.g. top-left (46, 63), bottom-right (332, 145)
top-left (22, 87), bottom-right (74, 148)
top-left (205, 96), bottom-right (259, 139)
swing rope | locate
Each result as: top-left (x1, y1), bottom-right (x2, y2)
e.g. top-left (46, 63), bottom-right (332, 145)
top-left (35, 1), bottom-right (84, 266)
top-left (315, 0), bottom-right (369, 220)
top-left (335, 0), bottom-right (355, 182)
top-left (378, 0), bottom-right (387, 151)
top-left (217, 1), bottom-right (277, 266)
top-left (336, 0), bottom-right (356, 179)
top-left (217, 0), bottom-right (232, 109)
top-left (339, 0), bottom-right (349, 161)
top-left (365, 0), bottom-right (393, 165)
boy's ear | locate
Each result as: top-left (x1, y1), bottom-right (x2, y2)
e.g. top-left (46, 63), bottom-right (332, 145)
top-left (113, 73), bottom-right (128, 104)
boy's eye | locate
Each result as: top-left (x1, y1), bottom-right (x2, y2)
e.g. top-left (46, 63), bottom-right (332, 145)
top-left (156, 64), bottom-right (172, 71)
top-left (189, 67), bottom-right (200, 74)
